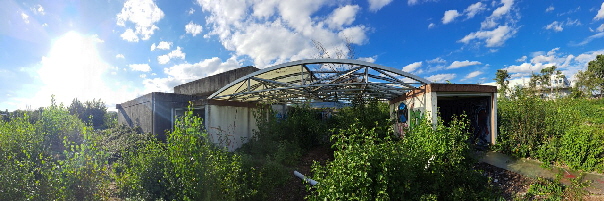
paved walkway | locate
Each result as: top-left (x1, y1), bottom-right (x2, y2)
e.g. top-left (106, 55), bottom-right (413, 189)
top-left (479, 151), bottom-right (604, 194)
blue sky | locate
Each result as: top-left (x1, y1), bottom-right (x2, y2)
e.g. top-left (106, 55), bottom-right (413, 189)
top-left (2, 0), bottom-right (604, 111)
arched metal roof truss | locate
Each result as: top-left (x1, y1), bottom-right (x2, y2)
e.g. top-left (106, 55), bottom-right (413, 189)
top-left (208, 59), bottom-right (432, 104)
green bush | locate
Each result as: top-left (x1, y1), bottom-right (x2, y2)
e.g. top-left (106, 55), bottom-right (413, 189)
top-left (496, 91), bottom-right (604, 172)
top-left (0, 97), bottom-right (110, 200)
top-left (114, 106), bottom-right (254, 200)
top-left (557, 125), bottom-right (604, 171)
top-left (308, 115), bottom-right (499, 200)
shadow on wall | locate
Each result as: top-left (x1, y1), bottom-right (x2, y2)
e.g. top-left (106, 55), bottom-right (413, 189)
top-left (117, 105), bottom-right (142, 134)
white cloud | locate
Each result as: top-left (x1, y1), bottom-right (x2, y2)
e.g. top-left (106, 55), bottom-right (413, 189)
top-left (407, 0), bottom-right (437, 6)
top-left (574, 50), bottom-right (604, 63)
top-left (120, 28), bottom-right (139, 42)
top-left (565, 18), bottom-right (581, 26)
top-left (116, 54), bottom-right (125, 59)
top-left (575, 32), bottom-right (604, 46)
top-left (427, 57), bottom-right (446, 64)
top-left (598, 24), bottom-right (604, 32)
top-left (402, 61), bottom-right (422, 72)
top-left (188, 8), bottom-right (195, 15)
top-left (531, 55), bottom-right (555, 64)
top-left (515, 55), bottom-right (527, 62)
top-left (464, 2), bottom-right (486, 19)
top-left (151, 41), bottom-right (172, 51)
top-left (116, 0), bottom-right (165, 41)
top-left (428, 23), bottom-right (436, 28)
top-left (140, 74), bottom-right (147, 78)
top-left (21, 12), bottom-right (29, 24)
top-left (339, 26), bottom-right (367, 44)
top-left (327, 5), bottom-right (359, 29)
top-left (545, 5), bottom-right (554, 12)
top-left (143, 56), bottom-right (241, 93)
top-left (368, 0), bottom-right (393, 12)
top-left (595, 2), bottom-right (604, 20)
top-left (545, 21), bottom-right (563, 32)
top-left (442, 10), bottom-right (460, 24)
top-left (129, 64), bottom-right (152, 72)
top-left (464, 71), bottom-right (483, 79)
top-left (458, 25), bottom-right (517, 47)
top-left (440, 2), bottom-right (485, 25)
top-left (157, 41), bottom-right (172, 50)
top-left (358, 56), bottom-right (376, 63)
top-left (545, 19), bottom-right (581, 32)
top-left (157, 46), bottom-right (186, 64)
top-left (426, 73), bottom-right (456, 83)
top-left (447, 60), bottom-right (482, 69)
top-left (185, 21), bottom-right (203, 36)
top-left (481, 0), bottom-right (514, 29)
top-left (501, 47), bottom-right (604, 81)
top-left (503, 62), bottom-right (552, 75)
top-left (197, 0), bottom-right (369, 67)
top-left (31, 4), bottom-right (45, 15)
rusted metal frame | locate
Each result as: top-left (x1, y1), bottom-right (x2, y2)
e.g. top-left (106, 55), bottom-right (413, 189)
top-left (372, 68), bottom-right (417, 89)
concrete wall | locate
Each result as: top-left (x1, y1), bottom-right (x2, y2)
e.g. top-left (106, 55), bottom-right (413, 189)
top-left (174, 66), bottom-right (260, 97)
top-left (205, 100), bottom-right (259, 151)
top-left (117, 92), bottom-right (201, 141)
top-left (117, 93), bottom-right (154, 134)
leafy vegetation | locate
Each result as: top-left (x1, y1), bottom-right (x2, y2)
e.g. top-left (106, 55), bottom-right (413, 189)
top-left (0, 96), bottom-right (111, 200)
top-left (521, 174), bottom-right (589, 200)
top-left (574, 54), bottom-right (604, 97)
top-left (495, 54), bottom-right (604, 174)
top-left (308, 113), bottom-right (499, 200)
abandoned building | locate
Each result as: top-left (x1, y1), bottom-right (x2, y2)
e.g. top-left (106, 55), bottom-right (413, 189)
top-left (117, 59), bottom-right (498, 150)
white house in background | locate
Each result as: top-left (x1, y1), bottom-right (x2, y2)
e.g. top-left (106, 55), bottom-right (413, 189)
top-left (486, 73), bottom-right (572, 99)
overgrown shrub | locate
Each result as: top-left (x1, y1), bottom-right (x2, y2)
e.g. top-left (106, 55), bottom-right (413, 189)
top-left (0, 97), bottom-right (110, 200)
top-left (496, 91), bottom-right (604, 172)
top-left (308, 115), bottom-right (499, 200)
top-left (114, 106), bottom-right (254, 200)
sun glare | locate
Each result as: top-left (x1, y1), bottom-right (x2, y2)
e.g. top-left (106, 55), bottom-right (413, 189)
top-left (35, 31), bottom-right (110, 106)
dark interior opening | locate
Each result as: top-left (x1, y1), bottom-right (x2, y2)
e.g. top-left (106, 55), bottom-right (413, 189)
top-left (437, 96), bottom-right (491, 147)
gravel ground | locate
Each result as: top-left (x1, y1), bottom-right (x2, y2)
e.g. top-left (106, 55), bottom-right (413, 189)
top-left (474, 162), bottom-right (535, 200)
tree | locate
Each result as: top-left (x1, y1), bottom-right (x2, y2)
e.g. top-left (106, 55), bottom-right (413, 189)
top-left (575, 55), bottom-right (604, 97)
top-left (539, 66), bottom-right (561, 98)
top-left (68, 98), bottom-right (108, 129)
top-left (494, 69), bottom-right (511, 98)
top-left (526, 66), bottom-right (561, 99)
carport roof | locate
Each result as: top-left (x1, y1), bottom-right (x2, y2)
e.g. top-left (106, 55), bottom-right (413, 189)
top-left (208, 59), bottom-right (431, 104)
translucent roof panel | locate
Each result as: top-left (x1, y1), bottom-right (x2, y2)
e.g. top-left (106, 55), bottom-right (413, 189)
top-left (208, 59), bottom-right (431, 104)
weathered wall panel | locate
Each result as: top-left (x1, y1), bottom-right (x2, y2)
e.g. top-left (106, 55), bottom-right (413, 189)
top-left (117, 93), bottom-right (154, 134)
top-left (117, 92), bottom-right (201, 140)
top-left (205, 102), bottom-right (259, 151)
top-left (174, 66), bottom-right (259, 96)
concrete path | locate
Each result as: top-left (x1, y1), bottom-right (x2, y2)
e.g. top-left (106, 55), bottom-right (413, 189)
top-left (479, 151), bottom-right (604, 195)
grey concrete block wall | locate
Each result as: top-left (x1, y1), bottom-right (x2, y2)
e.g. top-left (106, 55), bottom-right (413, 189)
top-left (174, 66), bottom-right (259, 96)
top-left (118, 66), bottom-right (260, 141)
top-left (117, 93), bottom-right (154, 134)
top-left (117, 92), bottom-right (201, 141)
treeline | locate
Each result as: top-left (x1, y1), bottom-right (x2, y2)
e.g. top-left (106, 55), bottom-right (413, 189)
top-left (1, 98), bottom-right (116, 129)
